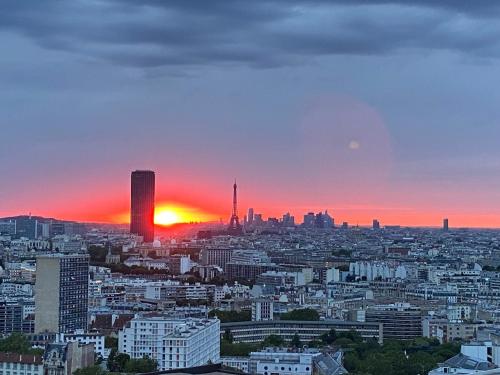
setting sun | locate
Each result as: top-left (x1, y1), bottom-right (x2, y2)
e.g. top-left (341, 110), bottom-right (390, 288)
top-left (112, 202), bottom-right (220, 226)
top-left (155, 209), bottom-right (181, 226)
top-left (152, 203), bottom-right (220, 226)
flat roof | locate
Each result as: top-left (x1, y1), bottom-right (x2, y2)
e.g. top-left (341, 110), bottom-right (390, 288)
top-left (221, 320), bottom-right (380, 327)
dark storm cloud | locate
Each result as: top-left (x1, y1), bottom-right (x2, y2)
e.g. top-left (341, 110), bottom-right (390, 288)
top-left (2, 0), bottom-right (500, 68)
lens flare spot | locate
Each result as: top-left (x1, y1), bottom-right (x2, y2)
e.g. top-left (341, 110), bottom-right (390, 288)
top-left (349, 140), bottom-right (360, 150)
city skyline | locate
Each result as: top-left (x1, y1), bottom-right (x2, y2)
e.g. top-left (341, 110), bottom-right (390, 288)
top-left (0, 176), bottom-right (474, 230)
top-left (3, 1), bottom-right (500, 227)
top-left (0, 174), bottom-right (497, 228)
top-left (4, 3), bottom-right (500, 375)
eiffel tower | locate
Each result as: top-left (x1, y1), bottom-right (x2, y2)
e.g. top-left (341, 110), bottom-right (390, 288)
top-left (227, 180), bottom-right (243, 235)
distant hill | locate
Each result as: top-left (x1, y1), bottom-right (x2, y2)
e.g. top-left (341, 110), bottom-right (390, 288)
top-left (0, 215), bottom-right (64, 223)
top-left (0, 215), bottom-right (125, 228)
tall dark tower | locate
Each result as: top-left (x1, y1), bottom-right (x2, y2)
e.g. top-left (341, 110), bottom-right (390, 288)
top-left (130, 170), bottom-right (155, 242)
top-left (228, 181), bottom-right (242, 235)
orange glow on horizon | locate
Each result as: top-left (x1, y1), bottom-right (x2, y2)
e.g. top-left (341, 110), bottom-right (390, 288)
top-left (113, 202), bottom-right (220, 226)
top-left (5, 205), bottom-right (500, 229)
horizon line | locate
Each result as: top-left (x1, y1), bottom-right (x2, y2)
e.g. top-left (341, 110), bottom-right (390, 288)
top-left (2, 214), bottom-right (500, 231)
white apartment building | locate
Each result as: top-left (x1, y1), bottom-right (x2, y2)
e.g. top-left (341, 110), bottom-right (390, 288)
top-left (461, 341), bottom-right (500, 367)
top-left (325, 268), bottom-right (340, 284)
top-left (349, 261), bottom-right (407, 281)
top-left (0, 353), bottom-right (44, 375)
top-left (447, 305), bottom-right (472, 322)
top-left (252, 300), bottom-right (274, 321)
top-left (118, 316), bottom-right (220, 371)
top-left (213, 287), bottom-right (227, 302)
top-left (144, 282), bottom-right (209, 301)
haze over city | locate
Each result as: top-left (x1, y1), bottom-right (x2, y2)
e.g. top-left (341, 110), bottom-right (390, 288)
top-left (3, 1), bottom-right (500, 227)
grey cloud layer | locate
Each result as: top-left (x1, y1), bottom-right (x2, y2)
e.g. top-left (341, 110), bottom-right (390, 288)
top-left (2, 0), bottom-right (500, 68)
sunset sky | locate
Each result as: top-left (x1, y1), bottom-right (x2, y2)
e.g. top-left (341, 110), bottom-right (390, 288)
top-left (2, 1), bottom-right (500, 227)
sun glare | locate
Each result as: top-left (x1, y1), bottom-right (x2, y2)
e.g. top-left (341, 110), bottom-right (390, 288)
top-left (113, 202), bottom-right (219, 226)
top-left (155, 209), bottom-right (181, 226)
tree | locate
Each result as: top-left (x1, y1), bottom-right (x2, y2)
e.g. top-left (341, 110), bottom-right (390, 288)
top-left (0, 333), bottom-right (42, 355)
top-left (320, 329), bottom-right (337, 345)
top-left (104, 336), bottom-right (118, 349)
top-left (221, 341), bottom-right (260, 356)
top-left (333, 337), bottom-right (354, 348)
top-left (223, 329), bottom-right (234, 343)
top-left (339, 336), bottom-right (460, 375)
top-left (337, 329), bottom-right (363, 343)
top-left (280, 308), bottom-right (319, 321)
top-left (107, 349), bottom-right (130, 372)
top-left (73, 365), bottom-right (107, 375)
top-left (407, 351), bottom-right (437, 375)
top-left (124, 356), bottom-right (158, 373)
top-left (291, 334), bottom-right (302, 348)
top-left (263, 335), bottom-right (285, 347)
top-left (307, 340), bottom-right (322, 348)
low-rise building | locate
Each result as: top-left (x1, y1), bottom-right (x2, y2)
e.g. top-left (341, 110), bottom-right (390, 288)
top-left (56, 331), bottom-right (107, 359)
top-left (0, 353), bottom-right (43, 375)
top-left (221, 320), bottom-right (383, 344)
top-left (249, 348), bottom-right (321, 375)
top-left (220, 357), bottom-right (249, 373)
top-left (428, 353), bottom-right (497, 374)
top-left (43, 341), bottom-right (95, 375)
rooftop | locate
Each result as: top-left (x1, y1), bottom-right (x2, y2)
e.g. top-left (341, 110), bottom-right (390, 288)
top-left (0, 353), bottom-right (43, 365)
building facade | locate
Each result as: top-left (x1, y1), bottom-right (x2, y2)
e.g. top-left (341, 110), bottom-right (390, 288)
top-left (252, 300), bottom-right (274, 322)
top-left (221, 320), bottom-right (383, 344)
top-left (35, 255), bottom-right (89, 334)
top-left (0, 301), bottom-right (34, 334)
top-left (43, 341), bottom-right (94, 375)
top-left (130, 170), bottom-right (155, 243)
top-left (118, 316), bottom-right (220, 371)
top-left (0, 353), bottom-right (43, 375)
top-left (365, 303), bottom-right (422, 340)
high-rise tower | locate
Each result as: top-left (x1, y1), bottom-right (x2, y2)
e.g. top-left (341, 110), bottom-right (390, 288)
top-left (247, 208), bottom-right (254, 226)
top-left (35, 254), bottom-right (89, 333)
top-left (130, 170), bottom-right (155, 242)
top-left (228, 181), bottom-right (243, 235)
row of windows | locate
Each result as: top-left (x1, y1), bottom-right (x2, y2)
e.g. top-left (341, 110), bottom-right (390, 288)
top-left (1, 364), bottom-right (41, 370)
top-left (262, 365), bottom-right (310, 372)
